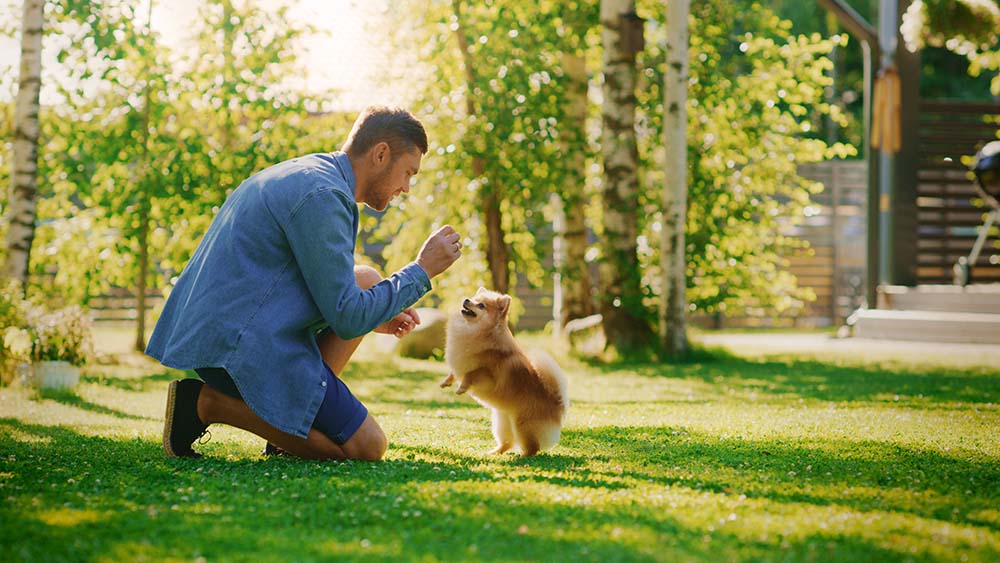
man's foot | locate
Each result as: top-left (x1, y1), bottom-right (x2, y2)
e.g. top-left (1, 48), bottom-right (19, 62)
top-left (262, 442), bottom-right (288, 457)
top-left (163, 379), bottom-right (209, 458)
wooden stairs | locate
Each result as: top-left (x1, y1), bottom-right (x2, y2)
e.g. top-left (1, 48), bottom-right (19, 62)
top-left (847, 284), bottom-right (1000, 344)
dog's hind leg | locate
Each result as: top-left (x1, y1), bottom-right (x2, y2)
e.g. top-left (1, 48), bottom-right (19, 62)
top-left (488, 409), bottom-right (514, 455)
top-left (512, 420), bottom-right (541, 457)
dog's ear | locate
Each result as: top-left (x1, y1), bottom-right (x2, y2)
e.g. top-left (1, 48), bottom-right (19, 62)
top-left (476, 286), bottom-right (487, 295)
top-left (497, 294), bottom-right (512, 317)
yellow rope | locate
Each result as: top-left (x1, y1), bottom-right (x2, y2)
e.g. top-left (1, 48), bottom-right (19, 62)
top-left (871, 67), bottom-right (901, 154)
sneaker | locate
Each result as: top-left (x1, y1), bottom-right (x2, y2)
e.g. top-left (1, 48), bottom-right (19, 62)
top-left (262, 442), bottom-right (288, 457)
top-left (163, 379), bottom-right (209, 458)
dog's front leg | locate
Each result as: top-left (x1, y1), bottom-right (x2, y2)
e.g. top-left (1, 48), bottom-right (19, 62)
top-left (456, 368), bottom-right (489, 395)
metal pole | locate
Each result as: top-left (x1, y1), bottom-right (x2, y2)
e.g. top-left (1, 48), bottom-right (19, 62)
top-left (862, 40), bottom-right (879, 307)
top-left (877, 0), bottom-right (898, 287)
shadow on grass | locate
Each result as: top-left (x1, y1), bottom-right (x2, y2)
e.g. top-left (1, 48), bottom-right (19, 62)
top-left (34, 388), bottom-right (152, 421)
top-left (564, 425), bottom-right (1000, 532)
top-left (578, 346), bottom-right (1000, 406)
top-left (0, 417), bottom-right (937, 562)
top-left (80, 369), bottom-right (176, 392)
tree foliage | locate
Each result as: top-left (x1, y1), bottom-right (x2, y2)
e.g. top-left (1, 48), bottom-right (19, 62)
top-left (368, 0), bottom-right (597, 319)
top-left (10, 0), bottom-right (334, 313)
top-left (636, 0), bottom-right (855, 319)
top-left (1, 0), bottom-right (873, 341)
top-left (902, 0), bottom-right (1000, 95)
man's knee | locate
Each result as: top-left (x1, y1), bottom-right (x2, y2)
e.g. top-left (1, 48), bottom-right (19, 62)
top-left (342, 414), bottom-right (387, 461)
top-left (354, 265), bottom-right (383, 290)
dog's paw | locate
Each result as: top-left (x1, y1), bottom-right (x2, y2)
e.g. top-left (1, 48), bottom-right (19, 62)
top-left (439, 374), bottom-right (455, 388)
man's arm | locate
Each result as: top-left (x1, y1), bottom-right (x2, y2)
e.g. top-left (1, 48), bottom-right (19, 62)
top-left (284, 188), bottom-right (431, 340)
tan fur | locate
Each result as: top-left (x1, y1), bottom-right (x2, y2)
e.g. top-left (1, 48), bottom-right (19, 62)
top-left (441, 288), bottom-right (568, 456)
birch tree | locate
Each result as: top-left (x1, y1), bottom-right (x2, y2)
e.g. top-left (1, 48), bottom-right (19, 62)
top-left (133, 0), bottom-right (155, 351)
top-left (599, 0), bottom-right (654, 352)
top-left (553, 15), bottom-right (596, 331)
top-left (2, 0), bottom-right (44, 287)
top-left (659, 0), bottom-right (689, 358)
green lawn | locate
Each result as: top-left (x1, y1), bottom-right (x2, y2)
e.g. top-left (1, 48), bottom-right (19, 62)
top-left (1, 330), bottom-right (998, 562)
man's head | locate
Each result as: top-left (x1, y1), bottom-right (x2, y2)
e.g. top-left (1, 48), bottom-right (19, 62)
top-left (343, 106), bottom-right (428, 212)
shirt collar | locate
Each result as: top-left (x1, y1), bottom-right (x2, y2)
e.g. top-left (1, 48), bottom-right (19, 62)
top-left (332, 151), bottom-right (356, 196)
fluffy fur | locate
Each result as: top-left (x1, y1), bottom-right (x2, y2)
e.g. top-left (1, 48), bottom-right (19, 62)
top-left (441, 288), bottom-right (568, 456)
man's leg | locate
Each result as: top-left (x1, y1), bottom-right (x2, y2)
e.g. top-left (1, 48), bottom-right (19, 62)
top-left (317, 265), bottom-right (384, 373)
top-left (196, 385), bottom-right (385, 461)
top-left (255, 265), bottom-right (386, 459)
top-left (170, 265), bottom-right (389, 461)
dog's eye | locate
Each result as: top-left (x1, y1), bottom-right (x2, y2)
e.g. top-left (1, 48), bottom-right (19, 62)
top-left (477, 303), bottom-right (486, 310)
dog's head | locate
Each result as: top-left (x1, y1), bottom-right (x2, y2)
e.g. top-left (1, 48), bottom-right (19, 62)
top-left (457, 287), bottom-right (511, 328)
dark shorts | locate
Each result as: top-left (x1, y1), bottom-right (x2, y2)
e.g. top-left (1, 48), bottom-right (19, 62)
top-left (194, 365), bottom-right (369, 445)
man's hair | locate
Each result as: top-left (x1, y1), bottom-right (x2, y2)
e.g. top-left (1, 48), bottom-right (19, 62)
top-left (343, 106), bottom-right (428, 158)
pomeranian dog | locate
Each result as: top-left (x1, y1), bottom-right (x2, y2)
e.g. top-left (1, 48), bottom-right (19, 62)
top-left (440, 287), bottom-right (568, 456)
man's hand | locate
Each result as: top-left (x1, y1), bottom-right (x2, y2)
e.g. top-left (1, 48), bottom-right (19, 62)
top-left (416, 225), bottom-right (462, 279)
top-left (375, 307), bottom-right (421, 339)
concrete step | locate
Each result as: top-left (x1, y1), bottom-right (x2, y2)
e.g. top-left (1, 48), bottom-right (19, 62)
top-left (878, 284), bottom-right (1000, 314)
top-left (849, 308), bottom-right (1000, 344)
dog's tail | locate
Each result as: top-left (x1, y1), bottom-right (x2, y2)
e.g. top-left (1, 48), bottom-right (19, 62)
top-left (529, 350), bottom-right (569, 412)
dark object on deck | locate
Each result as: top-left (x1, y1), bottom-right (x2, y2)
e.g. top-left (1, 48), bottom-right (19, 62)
top-left (954, 141), bottom-right (1000, 286)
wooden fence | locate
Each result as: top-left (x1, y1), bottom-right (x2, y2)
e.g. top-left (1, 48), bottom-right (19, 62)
top-left (916, 101), bottom-right (1000, 284)
top-left (513, 159), bottom-right (870, 330)
top-left (685, 160), bottom-right (869, 329)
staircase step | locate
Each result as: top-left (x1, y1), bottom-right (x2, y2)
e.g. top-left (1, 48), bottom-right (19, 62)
top-left (879, 284), bottom-right (1000, 314)
top-left (850, 308), bottom-right (1000, 344)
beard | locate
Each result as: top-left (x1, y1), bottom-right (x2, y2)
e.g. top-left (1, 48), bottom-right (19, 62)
top-left (365, 167), bottom-right (393, 212)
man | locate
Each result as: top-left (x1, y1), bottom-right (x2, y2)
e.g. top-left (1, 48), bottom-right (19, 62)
top-left (147, 106), bottom-right (461, 461)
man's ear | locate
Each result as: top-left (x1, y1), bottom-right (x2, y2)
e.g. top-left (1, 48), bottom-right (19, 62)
top-left (498, 295), bottom-right (511, 317)
top-left (372, 142), bottom-right (390, 166)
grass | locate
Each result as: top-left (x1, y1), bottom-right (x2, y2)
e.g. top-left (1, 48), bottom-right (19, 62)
top-left (0, 329), bottom-right (998, 562)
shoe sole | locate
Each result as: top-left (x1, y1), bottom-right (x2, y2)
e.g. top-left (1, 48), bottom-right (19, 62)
top-left (163, 380), bottom-right (180, 457)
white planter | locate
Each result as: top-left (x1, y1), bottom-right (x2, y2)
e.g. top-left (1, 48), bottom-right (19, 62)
top-left (30, 361), bottom-right (80, 390)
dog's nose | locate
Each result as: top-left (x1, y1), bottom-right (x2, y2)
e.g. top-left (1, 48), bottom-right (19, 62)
top-left (462, 299), bottom-right (471, 308)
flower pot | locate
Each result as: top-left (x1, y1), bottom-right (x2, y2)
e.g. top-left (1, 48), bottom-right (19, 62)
top-left (30, 361), bottom-right (80, 390)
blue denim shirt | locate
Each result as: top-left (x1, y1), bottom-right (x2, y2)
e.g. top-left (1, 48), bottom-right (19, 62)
top-left (146, 152), bottom-right (431, 438)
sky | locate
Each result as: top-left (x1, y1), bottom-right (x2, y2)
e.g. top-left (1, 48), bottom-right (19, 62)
top-left (0, 0), bottom-right (405, 112)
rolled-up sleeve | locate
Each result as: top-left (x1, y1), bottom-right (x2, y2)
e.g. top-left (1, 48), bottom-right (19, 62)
top-left (283, 188), bottom-right (432, 340)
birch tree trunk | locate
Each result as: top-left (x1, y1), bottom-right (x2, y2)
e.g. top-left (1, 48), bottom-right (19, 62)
top-left (599, 0), bottom-right (652, 351)
top-left (135, 0), bottom-right (155, 352)
top-left (553, 51), bottom-right (594, 333)
top-left (660, 0), bottom-right (690, 358)
top-left (452, 0), bottom-right (510, 294)
top-left (3, 0), bottom-right (44, 287)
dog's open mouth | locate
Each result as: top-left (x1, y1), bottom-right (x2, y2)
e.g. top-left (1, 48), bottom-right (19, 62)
top-left (461, 302), bottom-right (477, 318)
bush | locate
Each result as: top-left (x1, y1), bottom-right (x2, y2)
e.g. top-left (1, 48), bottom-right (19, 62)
top-left (23, 304), bottom-right (93, 366)
top-left (0, 283), bottom-right (92, 385)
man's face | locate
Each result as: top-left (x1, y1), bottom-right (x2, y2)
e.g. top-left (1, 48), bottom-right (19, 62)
top-left (366, 146), bottom-right (422, 212)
